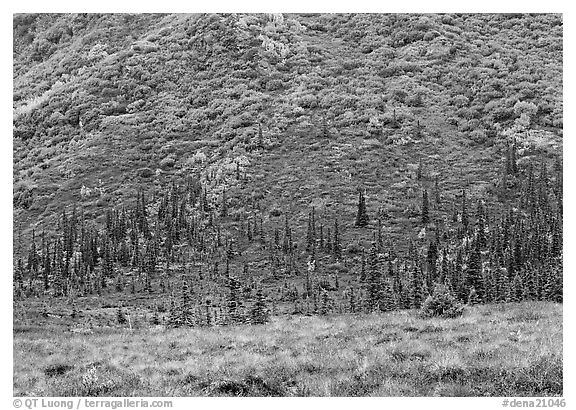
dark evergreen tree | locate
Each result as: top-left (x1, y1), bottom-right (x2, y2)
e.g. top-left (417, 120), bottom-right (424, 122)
top-left (333, 219), bottom-right (342, 260)
top-left (117, 307), bottom-right (127, 324)
top-left (467, 287), bottom-right (479, 306)
top-left (408, 265), bottom-right (425, 309)
top-left (355, 189), bottom-right (369, 227)
top-left (251, 287), bottom-right (269, 324)
top-left (167, 297), bottom-right (182, 328)
top-left (461, 189), bottom-right (469, 231)
top-left (465, 239), bottom-right (484, 302)
top-left (422, 190), bottom-right (430, 224)
top-left (426, 240), bottom-right (438, 286)
top-left (220, 189), bottom-right (228, 218)
top-left (366, 243), bottom-right (381, 311)
top-left (319, 288), bottom-right (330, 315)
top-left (180, 275), bottom-right (195, 326)
top-left (417, 158), bottom-right (423, 180)
top-left (434, 174), bottom-right (441, 205)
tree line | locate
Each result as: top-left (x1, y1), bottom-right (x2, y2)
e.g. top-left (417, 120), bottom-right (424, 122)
top-left (14, 142), bottom-right (562, 327)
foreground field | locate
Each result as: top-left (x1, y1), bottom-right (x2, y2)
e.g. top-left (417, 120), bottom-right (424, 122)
top-left (13, 301), bottom-right (562, 397)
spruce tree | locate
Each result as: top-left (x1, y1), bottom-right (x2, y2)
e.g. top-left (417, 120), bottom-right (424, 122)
top-left (251, 287), bottom-right (269, 324)
top-left (465, 240), bottom-right (484, 302)
top-left (420, 283), bottom-right (463, 318)
top-left (422, 190), bottom-right (430, 224)
top-left (257, 122), bottom-right (264, 148)
top-left (319, 288), bottom-right (330, 315)
top-left (27, 229), bottom-right (39, 277)
top-left (426, 241), bottom-right (438, 286)
top-left (167, 298), bottom-right (181, 328)
top-left (434, 175), bottom-right (441, 205)
top-left (355, 190), bottom-right (369, 227)
top-left (475, 200), bottom-right (487, 248)
top-left (417, 158), bottom-right (423, 180)
top-left (510, 273), bottom-right (523, 302)
top-left (180, 276), bottom-right (195, 326)
top-left (359, 249), bottom-right (367, 282)
top-left (461, 189), bottom-right (469, 231)
top-left (348, 286), bottom-right (357, 313)
top-left (467, 287), bottom-right (479, 306)
top-left (322, 115), bottom-right (329, 138)
top-left (227, 275), bottom-right (243, 324)
top-left (333, 219), bottom-right (342, 260)
top-left (408, 266), bottom-right (424, 309)
top-left (380, 279), bottom-right (395, 312)
top-left (366, 242), bottom-right (382, 311)
top-left (117, 307), bottom-right (127, 324)
top-left (221, 189), bottom-right (228, 218)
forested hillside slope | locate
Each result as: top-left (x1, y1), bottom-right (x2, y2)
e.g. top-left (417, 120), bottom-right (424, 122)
top-left (13, 14), bottom-right (563, 325)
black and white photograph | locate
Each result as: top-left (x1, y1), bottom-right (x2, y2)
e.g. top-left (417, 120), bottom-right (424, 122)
top-left (10, 7), bottom-right (568, 404)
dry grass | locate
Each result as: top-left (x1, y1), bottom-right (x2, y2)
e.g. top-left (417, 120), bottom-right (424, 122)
top-left (13, 301), bottom-right (562, 397)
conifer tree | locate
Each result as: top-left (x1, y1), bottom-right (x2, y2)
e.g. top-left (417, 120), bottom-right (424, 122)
top-left (420, 283), bottom-right (463, 318)
top-left (408, 265), bottom-right (424, 309)
top-left (27, 229), bottom-right (39, 277)
top-left (434, 175), bottom-right (441, 205)
top-left (251, 287), bottom-right (269, 324)
top-left (510, 138), bottom-right (518, 175)
top-left (475, 200), bottom-right (487, 248)
top-left (322, 115), bottom-right (329, 138)
top-left (461, 189), bottom-right (469, 231)
top-left (204, 298), bottom-right (213, 327)
top-left (346, 286), bottom-right (356, 313)
top-left (180, 276), bottom-right (195, 326)
top-left (380, 279), bottom-right (395, 312)
top-left (117, 307), bottom-right (127, 324)
top-left (426, 240), bottom-right (438, 286)
top-left (483, 264), bottom-right (497, 303)
top-left (422, 190), bottom-right (430, 224)
top-left (43, 238), bottom-right (51, 291)
top-left (417, 158), bottom-right (423, 180)
top-left (167, 298), bottom-right (181, 328)
top-left (333, 219), bottom-right (342, 260)
top-left (257, 122), bottom-right (264, 148)
top-left (510, 273), bottom-right (523, 302)
top-left (359, 249), bottom-right (367, 282)
top-left (151, 308), bottom-right (161, 325)
top-left (366, 242), bottom-right (381, 311)
top-left (71, 301), bottom-right (78, 319)
top-left (221, 189), bottom-right (228, 218)
top-left (319, 288), bottom-right (330, 315)
top-left (355, 189), bottom-right (369, 227)
top-left (465, 239), bottom-right (484, 301)
top-left (467, 287), bottom-right (479, 306)
top-left (521, 267), bottom-right (537, 301)
top-left (227, 275), bottom-right (243, 323)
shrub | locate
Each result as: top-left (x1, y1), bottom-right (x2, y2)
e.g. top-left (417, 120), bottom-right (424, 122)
top-left (13, 183), bottom-right (34, 209)
top-left (513, 100), bottom-right (538, 117)
top-left (420, 283), bottom-right (464, 318)
top-left (137, 168), bottom-right (154, 178)
top-left (160, 155), bottom-right (176, 169)
top-left (345, 243), bottom-right (363, 255)
top-left (470, 129), bottom-right (488, 145)
top-left (269, 208), bottom-right (282, 217)
top-left (44, 363), bottom-right (73, 377)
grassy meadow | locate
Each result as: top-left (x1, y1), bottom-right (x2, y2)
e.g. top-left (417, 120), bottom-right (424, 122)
top-left (14, 301), bottom-right (562, 397)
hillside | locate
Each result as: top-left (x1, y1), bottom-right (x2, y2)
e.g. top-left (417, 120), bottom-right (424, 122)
top-left (13, 13), bottom-right (563, 238)
top-left (12, 13), bottom-right (563, 334)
